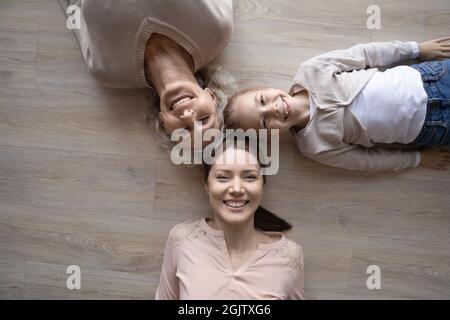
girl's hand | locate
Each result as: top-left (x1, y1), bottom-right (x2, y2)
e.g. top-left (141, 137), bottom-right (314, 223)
top-left (418, 37), bottom-right (450, 61)
top-left (420, 149), bottom-right (450, 170)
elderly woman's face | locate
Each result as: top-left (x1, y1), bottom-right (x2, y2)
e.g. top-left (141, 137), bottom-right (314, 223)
top-left (159, 81), bottom-right (220, 139)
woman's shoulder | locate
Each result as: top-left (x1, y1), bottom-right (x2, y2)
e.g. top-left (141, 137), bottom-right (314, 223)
top-left (168, 218), bottom-right (207, 246)
top-left (275, 238), bottom-right (304, 279)
top-left (256, 230), bottom-right (282, 245)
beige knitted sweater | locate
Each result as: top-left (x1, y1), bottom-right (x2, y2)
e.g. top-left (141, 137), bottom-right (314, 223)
top-left (60, 0), bottom-right (233, 88)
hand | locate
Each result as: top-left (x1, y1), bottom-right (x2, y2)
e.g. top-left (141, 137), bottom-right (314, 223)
top-left (418, 37), bottom-right (450, 61)
top-left (420, 149), bottom-right (450, 170)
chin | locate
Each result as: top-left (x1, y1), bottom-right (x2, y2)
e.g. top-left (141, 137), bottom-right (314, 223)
top-left (270, 127), bottom-right (289, 134)
top-left (222, 217), bottom-right (252, 227)
top-left (279, 126), bottom-right (291, 134)
top-left (218, 209), bottom-right (253, 225)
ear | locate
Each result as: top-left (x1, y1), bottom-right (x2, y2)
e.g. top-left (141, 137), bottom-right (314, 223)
top-left (204, 183), bottom-right (209, 196)
top-left (204, 88), bottom-right (218, 105)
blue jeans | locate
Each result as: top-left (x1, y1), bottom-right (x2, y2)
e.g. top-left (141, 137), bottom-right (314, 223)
top-left (408, 59), bottom-right (450, 148)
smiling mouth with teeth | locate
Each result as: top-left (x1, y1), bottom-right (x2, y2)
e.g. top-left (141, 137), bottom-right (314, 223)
top-left (223, 200), bottom-right (249, 209)
top-left (171, 96), bottom-right (193, 111)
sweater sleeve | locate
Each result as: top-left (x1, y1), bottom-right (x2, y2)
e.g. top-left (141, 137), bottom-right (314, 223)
top-left (313, 144), bottom-right (421, 172)
top-left (155, 228), bottom-right (179, 300)
top-left (305, 41), bottom-right (419, 73)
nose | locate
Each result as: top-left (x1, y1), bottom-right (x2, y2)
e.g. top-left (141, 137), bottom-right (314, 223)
top-left (271, 103), bottom-right (280, 117)
top-left (262, 103), bottom-right (280, 118)
top-left (228, 177), bottom-right (244, 195)
top-left (179, 108), bottom-right (196, 127)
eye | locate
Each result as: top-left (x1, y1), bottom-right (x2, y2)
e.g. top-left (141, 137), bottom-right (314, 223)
top-left (262, 117), bottom-right (268, 129)
top-left (200, 115), bottom-right (210, 124)
top-left (216, 175), bottom-right (229, 181)
top-left (244, 175), bottom-right (257, 181)
top-left (260, 94), bottom-right (265, 105)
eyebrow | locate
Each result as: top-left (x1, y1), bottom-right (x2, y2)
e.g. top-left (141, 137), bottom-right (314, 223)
top-left (214, 169), bottom-right (259, 174)
top-left (242, 170), bottom-right (259, 174)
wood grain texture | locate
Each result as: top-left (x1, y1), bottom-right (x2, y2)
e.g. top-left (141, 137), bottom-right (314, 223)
top-left (0, 0), bottom-right (449, 299)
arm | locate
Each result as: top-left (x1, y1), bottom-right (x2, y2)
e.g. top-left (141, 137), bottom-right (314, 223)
top-left (291, 41), bottom-right (420, 97)
top-left (312, 144), bottom-right (420, 172)
top-left (420, 149), bottom-right (450, 171)
top-left (155, 229), bottom-right (179, 300)
top-left (304, 41), bottom-right (419, 73)
top-left (288, 246), bottom-right (305, 300)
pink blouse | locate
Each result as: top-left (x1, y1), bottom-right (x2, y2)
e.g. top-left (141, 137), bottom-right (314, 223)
top-left (156, 218), bottom-right (305, 300)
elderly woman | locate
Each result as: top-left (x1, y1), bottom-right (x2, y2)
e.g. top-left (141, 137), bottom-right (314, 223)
top-left (60, 0), bottom-right (235, 145)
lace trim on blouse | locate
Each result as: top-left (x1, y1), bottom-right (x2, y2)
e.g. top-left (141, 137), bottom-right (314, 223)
top-left (276, 240), bottom-right (303, 279)
top-left (170, 219), bottom-right (206, 245)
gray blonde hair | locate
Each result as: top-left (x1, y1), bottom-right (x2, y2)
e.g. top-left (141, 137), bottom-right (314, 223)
top-left (146, 66), bottom-right (238, 150)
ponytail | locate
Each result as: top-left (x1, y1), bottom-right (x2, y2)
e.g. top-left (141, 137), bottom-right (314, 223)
top-left (254, 206), bottom-right (292, 232)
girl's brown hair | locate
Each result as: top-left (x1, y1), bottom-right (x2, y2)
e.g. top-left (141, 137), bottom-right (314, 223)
top-left (223, 87), bottom-right (260, 129)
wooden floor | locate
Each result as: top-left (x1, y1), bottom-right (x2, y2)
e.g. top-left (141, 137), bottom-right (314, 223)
top-left (1, 0), bottom-right (449, 299)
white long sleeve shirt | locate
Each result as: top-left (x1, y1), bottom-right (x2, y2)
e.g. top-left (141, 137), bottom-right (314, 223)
top-left (346, 56), bottom-right (427, 145)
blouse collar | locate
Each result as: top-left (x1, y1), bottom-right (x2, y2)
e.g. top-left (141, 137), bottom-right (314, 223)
top-left (201, 217), bottom-right (286, 251)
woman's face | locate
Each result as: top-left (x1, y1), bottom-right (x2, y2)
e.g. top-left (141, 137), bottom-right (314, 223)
top-left (206, 147), bottom-right (263, 226)
top-left (230, 88), bottom-right (303, 133)
top-left (159, 81), bottom-right (220, 140)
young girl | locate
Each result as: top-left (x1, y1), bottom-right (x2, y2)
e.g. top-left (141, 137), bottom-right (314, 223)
top-left (155, 142), bottom-right (305, 299)
top-left (224, 38), bottom-right (450, 172)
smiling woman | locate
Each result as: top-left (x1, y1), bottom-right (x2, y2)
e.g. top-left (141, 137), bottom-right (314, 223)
top-left (60, 0), bottom-right (237, 150)
top-left (155, 140), bottom-right (305, 300)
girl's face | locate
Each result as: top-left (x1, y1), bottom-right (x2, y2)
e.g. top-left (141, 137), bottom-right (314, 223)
top-left (230, 88), bottom-right (304, 133)
top-left (205, 147), bottom-right (263, 226)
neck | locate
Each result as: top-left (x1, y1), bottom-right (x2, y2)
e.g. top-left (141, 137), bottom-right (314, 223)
top-left (144, 34), bottom-right (197, 95)
top-left (292, 91), bottom-right (311, 131)
top-left (213, 217), bottom-right (259, 254)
